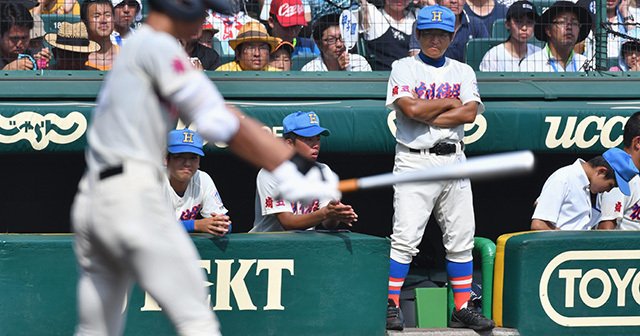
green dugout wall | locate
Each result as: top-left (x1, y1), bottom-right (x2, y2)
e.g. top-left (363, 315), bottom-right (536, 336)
top-left (0, 232), bottom-right (389, 336)
top-left (1, 71), bottom-right (639, 250)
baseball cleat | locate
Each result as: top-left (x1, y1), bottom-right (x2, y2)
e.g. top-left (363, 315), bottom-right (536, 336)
top-left (449, 307), bottom-right (495, 331)
top-left (386, 299), bottom-right (404, 331)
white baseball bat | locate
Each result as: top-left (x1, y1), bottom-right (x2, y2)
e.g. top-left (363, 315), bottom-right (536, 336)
top-left (338, 150), bottom-right (535, 192)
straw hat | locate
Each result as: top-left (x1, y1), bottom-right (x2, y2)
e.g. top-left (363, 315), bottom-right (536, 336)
top-left (44, 22), bottom-right (101, 53)
top-left (228, 22), bottom-right (280, 51)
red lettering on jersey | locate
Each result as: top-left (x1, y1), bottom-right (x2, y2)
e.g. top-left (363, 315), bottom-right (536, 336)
top-left (615, 201), bottom-right (622, 213)
top-left (172, 58), bottom-right (185, 74)
top-left (265, 197), bottom-right (274, 209)
top-left (392, 86), bottom-right (399, 96)
top-left (275, 199), bottom-right (286, 207)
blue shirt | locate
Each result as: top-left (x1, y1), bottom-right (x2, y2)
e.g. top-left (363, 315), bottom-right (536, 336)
top-left (292, 37), bottom-right (320, 57)
top-left (463, 2), bottom-right (508, 37)
top-left (409, 11), bottom-right (489, 62)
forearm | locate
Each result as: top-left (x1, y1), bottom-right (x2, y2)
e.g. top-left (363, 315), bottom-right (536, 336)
top-left (181, 220), bottom-right (195, 232)
top-left (530, 219), bottom-right (557, 230)
top-left (429, 103), bottom-right (479, 128)
top-left (395, 97), bottom-right (459, 124)
top-left (227, 107), bottom-right (294, 171)
top-left (276, 209), bottom-right (328, 231)
top-left (597, 220), bottom-right (617, 230)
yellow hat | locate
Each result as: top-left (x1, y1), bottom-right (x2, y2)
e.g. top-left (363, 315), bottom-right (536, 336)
top-left (44, 22), bottom-right (100, 53)
top-left (228, 22), bottom-right (280, 51)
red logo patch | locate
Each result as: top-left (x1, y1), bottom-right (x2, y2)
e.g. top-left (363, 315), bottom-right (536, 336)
top-left (265, 197), bottom-right (273, 209)
top-left (172, 58), bottom-right (185, 74)
top-left (615, 201), bottom-right (622, 213)
top-left (392, 86), bottom-right (398, 95)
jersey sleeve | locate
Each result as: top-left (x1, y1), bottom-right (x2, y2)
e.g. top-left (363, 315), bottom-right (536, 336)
top-left (199, 172), bottom-right (228, 217)
top-left (256, 170), bottom-right (293, 216)
top-left (386, 59), bottom-right (415, 109)
top-left (459, 64), bottom-right (485, 114)
top-left (531, 173), bottom-right (568, 225)
top-left (141, 34), bottom-right (202, 98)
top-left (597, 188), bottom-right (625, 222)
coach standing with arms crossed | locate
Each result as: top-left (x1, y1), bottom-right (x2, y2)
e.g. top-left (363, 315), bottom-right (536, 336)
top-left (384, 4), bottom-right (494, 332)
top-left (70, 0), bottom-right (339, 334)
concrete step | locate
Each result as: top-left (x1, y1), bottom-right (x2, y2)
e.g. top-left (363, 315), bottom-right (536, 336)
top-left (387, 327), bottom-right (520, 336)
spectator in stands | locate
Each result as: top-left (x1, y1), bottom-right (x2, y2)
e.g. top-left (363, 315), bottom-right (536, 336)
top-left (44, 21), bottom-right (100, 69)
top-left (464, 0), bottom-right (507, 35)
top-left (409, 0), bottom-right (489, 62)
top-left (479, 0), bottom-right (540, 71)
top-left (33, 0), bottom-right (80, 15)
top-left (165, 129), bottom-right (231, 236)
top-left (531, 148), bottom-right (637, 231)
top-left (360, 0), bottom-right (417, 70)
top-left (267, 0), bottom-right (320, 56)
top-left (199, 17), bottom-right (218, 49)
top-left (581, 0), bottom-right (634, 60)
top-left (0, 2), bottom-right (51, 70)
top-left (251, 111), bottom-right (357, 232)
top-left (209, 9), bottom-right (258, 57)
top-left (269, 39), bottom-right (294, 70)
top-left (216, 21), bottom-right (281, 71)
top-left (110, 0), bottom-right (142, 47)
top-left (179, 20), bottom-right (221, 71)
top-left (610, 28), bottom-right (640, 71)
top-left (301, 14), bottom-right (372, 71)
top-left (520, 1), bottom-right (592, 72)
top-left (81, 0), bottom-right (118, 71)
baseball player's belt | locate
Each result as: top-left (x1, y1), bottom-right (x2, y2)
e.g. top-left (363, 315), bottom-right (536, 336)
top-left (407, 141), bottom-right (464, 155)
top-left (99, 165), bottom-right (123, 180)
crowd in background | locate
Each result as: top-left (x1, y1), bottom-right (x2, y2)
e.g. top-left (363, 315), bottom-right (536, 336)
top-left (1, 0), bottom-right (639, 72)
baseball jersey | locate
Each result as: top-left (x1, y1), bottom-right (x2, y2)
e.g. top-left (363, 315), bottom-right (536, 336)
top-left (250, 163), bottom-right (332, 232)
top-left (479, 43), bottom-right (541, 72)
top-left (386, 56), bottom-right (484, 149)
top-left (165, 170), bottom-right (228, 222)
top-left (86, 25), bottom-right (226, 175)
top-left (532, 159), bottom-right (595, 230)
top-left (597, 176), bottom-right (640, 230)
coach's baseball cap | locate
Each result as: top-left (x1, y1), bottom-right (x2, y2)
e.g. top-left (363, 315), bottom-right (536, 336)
top-left (602, 148), bottom-right (638, 196)
top-left (168, 129), bottom-right (205, 157)
top-left (283, 111), bottom-right (330, 137)
top-left (416, 5), bottom-right (455, 32)
top-left (506, 0), bottom-right (538, 20)
top-left (270, 0), bottom-right (307, 27)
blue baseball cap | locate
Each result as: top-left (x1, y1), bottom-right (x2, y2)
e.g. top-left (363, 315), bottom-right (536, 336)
top-left (167, 129), bottom-right (205, 156)
top-left (283, 111), bottom-right (331, 137)
top-left (416, 5), bottom-right (455, 32)
top-left (602, 148), bottom-right (638, 196)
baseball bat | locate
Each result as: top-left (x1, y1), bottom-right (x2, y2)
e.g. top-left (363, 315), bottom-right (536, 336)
top-left (338, 150), bottom-right (535, 193)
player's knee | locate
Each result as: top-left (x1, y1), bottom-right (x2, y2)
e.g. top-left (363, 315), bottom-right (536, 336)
top-left (445, 249), bottom-right (473, 263)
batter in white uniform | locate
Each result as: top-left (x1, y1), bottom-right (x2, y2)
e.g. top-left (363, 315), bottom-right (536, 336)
top-left (384, 5), bottom-right (493, 332)
top-left (70, 0), bottom-right (340, 334)
top-left (165, 129), bottom-right (231, 236)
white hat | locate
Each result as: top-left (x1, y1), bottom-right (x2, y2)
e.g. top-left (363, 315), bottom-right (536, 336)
top-left (111, 0), bottom-right (143, 22)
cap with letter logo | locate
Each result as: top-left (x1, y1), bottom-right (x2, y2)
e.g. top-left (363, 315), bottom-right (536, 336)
top-left (283, 111), bottom-right (331, 137)
top-left (416, 5), bottom-right (455, 32)
top-left (168, 129), bottom-right (205, 156)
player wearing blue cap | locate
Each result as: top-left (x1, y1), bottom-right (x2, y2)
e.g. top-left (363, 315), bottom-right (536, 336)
top-left (532, 148), bottom-right (637, 230)
top-left (165, 129), bottom-right (231, 236)
top-left (385, 4), bottom-right (494, 331)
top-left (251, 111), bottom-right (358, 232)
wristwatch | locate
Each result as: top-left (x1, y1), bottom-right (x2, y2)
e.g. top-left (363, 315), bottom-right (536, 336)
top-left (623, 15), bottom-right (635, 22)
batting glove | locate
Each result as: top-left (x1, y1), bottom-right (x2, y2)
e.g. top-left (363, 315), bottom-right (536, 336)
top-left (272, 154), bottom-right (341, 203)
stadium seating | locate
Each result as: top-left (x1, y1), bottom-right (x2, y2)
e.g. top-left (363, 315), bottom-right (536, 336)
top-left (40, 14), bottom-right (81, 34)
top-left (464, 37), bottom-right (505, 71)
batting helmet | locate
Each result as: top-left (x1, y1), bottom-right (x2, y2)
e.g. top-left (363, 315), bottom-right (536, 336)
top-left (149, 0), bottom-right (233, 21)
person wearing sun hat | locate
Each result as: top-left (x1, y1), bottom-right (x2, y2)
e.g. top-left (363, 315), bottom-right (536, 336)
top-left (44, 21), bottom-right (100, 69)
top-left (520, 0), bottom-right (592, 72)
top-left (216, 21), bottom-right (281, 71)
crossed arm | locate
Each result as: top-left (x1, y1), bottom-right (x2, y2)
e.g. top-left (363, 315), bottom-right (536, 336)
top-left (276, 201), bottom-right (358, 231)
top-left (393, 96), bottom-right (479, 128)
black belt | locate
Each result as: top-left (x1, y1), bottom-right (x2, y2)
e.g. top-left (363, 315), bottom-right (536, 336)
top-left (99, 165), bottom-right (123, 180)
top-left (409, 142), bottom-right (462, 155)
